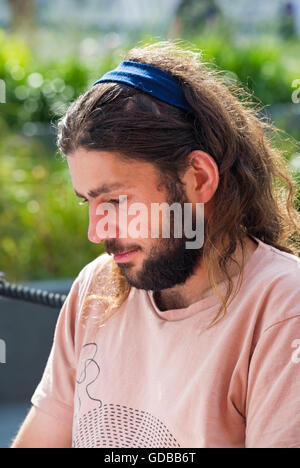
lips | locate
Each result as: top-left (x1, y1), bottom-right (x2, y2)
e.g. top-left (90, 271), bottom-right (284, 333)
top-left (113, 250), bottom-right (137, 263)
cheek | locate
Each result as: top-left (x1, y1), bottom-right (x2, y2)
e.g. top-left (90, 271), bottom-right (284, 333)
top-left (114, 200), bottom-right (153, 240)
top-left (125, 200), bottom-right (172, 240)
top-left (129, 205), bottom-right (167, 240)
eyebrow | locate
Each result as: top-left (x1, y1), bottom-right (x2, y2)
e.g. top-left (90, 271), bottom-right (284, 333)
top-left (75, 183), bottom-right (128, 200)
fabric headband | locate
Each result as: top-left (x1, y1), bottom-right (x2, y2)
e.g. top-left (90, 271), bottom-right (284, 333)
top-left (93, 61), bottom-right (193, 113)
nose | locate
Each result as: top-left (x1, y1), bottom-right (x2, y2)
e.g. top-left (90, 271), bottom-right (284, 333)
top-left (88, 219), bottom-right (103, 244)
top-left (88, 203), bottom-right (117, 244)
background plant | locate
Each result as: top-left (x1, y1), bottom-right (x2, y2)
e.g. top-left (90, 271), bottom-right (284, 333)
top-left (0, 29), bottom-right (299, 281)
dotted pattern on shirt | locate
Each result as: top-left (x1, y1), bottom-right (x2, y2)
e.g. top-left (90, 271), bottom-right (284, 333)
top-left (72, 403), bottom-right (181, 448)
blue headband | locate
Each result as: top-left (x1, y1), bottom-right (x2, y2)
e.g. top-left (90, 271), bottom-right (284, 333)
top-left (93, 61), bottom-right (193, 113)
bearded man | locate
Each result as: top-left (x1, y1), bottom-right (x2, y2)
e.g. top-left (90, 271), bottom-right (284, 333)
top-left (12, 42), bottom-right (300, 449)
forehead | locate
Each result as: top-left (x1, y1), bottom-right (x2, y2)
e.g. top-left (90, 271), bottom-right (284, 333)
top-left (66, 148), bottom-right (161, 193)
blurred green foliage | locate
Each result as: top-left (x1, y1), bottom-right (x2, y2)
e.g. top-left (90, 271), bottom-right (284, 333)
top-left (191, 34), bottom-right (300, 106)
top-left (0, 115), bottom-right (103, 281)
top-left (0, 30), bottom-right (119, 132)
top-left (0, 29), bottom-right (299, 281)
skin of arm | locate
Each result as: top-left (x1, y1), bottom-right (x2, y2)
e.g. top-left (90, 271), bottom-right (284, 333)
top-left (11, 406), bottom-right (72, 449)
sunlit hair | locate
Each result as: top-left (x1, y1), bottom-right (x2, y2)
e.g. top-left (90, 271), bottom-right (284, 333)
top-left (57, 41), bottom-right (300, 328)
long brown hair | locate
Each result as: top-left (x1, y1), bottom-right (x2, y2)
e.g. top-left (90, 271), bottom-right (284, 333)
top-left (57, 41), bottom-right (300, 327)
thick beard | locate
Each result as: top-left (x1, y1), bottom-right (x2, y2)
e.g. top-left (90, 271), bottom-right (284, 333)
top-left (116, 181), bottom-right (204, 291)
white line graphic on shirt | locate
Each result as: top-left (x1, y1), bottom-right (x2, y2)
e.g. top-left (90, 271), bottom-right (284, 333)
top-left (76, 343), bottom-right (103, 407)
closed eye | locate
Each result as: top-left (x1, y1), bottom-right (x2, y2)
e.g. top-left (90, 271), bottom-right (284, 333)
top-left (78, 196), bottom-right (126, 206)
top-left (78, 199), bottom-right (88, 206)
top-left (105, 196), bottom-right (127, 205)
top-left (108, 199), bottom-right (121, 204)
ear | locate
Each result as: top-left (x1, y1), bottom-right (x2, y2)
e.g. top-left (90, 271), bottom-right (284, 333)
top-left (182, 150), bottom-right (219, 204)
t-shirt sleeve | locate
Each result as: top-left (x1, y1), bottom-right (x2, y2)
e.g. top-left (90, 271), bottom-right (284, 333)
top-left (245, 315), bottom-right (300, 448)
top-left (30, 273), bottom-right (82, 426)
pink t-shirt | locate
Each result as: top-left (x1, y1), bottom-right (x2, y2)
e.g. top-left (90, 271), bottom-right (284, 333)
top-left (31, 237), bottom-right (300, 448)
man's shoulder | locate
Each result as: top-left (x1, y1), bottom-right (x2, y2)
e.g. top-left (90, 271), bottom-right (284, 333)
top-left (258, 241), bottom-right (300, 287)
top-left (84, 251), bottom-right (113, 272)
top-left (73, 252), bottom-right (114, 303)
top-left (73, 252), bottom-right (124, 325)
top-left (250, 240), bottom-right (300, 329)
top-left (269, 242), bottom-right (300, 268)
top-left (78, 252), bottom-right (113, 283)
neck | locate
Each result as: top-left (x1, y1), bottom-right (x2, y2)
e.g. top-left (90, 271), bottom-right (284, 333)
top-left (153, 235), bottom-right (258, 312)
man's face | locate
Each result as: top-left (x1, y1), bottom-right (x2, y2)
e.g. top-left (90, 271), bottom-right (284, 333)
top-left (67, 148), bottom-right (203, 291)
